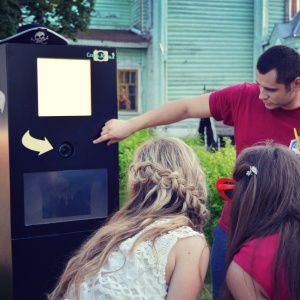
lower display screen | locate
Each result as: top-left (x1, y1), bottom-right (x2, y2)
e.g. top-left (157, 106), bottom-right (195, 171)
top-left (24, 169), bottom-right (108, 226)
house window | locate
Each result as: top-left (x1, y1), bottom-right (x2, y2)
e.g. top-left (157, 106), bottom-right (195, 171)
top-left (289, 0), bottom-right (300, 19)
top-left (117, 70), bottom-right (138, 111)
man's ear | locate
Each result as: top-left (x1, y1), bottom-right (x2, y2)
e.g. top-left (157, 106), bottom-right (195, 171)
top-left (292, 77), bottom-right (300, 92)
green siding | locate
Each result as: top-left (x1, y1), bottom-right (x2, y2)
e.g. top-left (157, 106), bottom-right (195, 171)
top-left (131, 0), bottom-right (141, 30)
top-left (267, 0), bottom-right (285, 37)
top-left (116, 48), bottom-right (145, 66)
top-left (167, 0), bottom-right (254, 101)
top-left (131, 0), bottom-right (152, 31)
top-left (90, 0), bottom-right (152, 32)
top-left (90, 0), bottom-right (131, 29)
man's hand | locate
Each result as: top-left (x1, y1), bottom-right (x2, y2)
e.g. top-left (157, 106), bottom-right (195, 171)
top-left (93, 119), bottom-right (135, 145)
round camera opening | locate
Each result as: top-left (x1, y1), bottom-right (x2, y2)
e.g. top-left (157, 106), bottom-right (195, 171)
top-left (58, 141), bottom-right (74, 158)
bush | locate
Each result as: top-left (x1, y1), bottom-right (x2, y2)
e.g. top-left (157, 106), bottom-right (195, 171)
top-left (184, 135), bottom-right (236, 244)
top-left (118, 129), bottom-right (236, 244)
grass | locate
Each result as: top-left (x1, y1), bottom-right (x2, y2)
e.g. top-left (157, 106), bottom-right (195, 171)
top-left (200, 284), bottom-right (212, 300)
top-left (200, 267), bottom-right (212, 299)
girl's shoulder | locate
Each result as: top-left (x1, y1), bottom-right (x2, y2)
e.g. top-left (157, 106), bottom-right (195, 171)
top-left (169, 225), bottom-right (204, 239)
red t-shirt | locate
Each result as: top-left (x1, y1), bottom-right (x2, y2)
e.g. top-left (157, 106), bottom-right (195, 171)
top-left (233, 234), bottom-right (288, 300)
top-left (209, 83), bottom-right (300, 232)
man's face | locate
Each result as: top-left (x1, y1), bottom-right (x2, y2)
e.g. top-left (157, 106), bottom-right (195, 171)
top-left (256, 69), bottom-right (298, 110)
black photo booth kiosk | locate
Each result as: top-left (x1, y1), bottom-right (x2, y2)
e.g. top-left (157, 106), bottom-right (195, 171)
top-left (0, 44), bottom-right (119, 299)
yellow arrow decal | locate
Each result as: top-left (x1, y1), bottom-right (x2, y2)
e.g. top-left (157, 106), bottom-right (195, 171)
top-left (22, 130), bottom-right (53, 156)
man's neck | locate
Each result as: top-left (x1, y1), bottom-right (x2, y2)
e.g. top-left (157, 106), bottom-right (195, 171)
top-left (282, 92), bottom-right (300, 110)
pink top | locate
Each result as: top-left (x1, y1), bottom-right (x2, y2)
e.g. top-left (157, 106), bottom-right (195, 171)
top-left (209, 83), bottom-right (300, 232)
top-left (233, 234), bottom-right (288, 300)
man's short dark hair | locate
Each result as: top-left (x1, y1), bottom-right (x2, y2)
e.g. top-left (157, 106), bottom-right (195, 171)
top-left (256, 45), bottom-right (300, 87)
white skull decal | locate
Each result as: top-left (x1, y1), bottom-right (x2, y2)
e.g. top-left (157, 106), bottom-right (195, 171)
top-left (31, 30), bottom-right (49, 44)
top-left (35, 31), bottom-right (45, 43)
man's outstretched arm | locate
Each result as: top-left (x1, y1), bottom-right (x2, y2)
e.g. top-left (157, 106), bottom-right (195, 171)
top-left (93, 93), bottom-right (212, 145)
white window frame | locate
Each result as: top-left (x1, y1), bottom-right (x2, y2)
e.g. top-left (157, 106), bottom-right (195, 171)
top-left (289, 0), bottom-right (300, 20)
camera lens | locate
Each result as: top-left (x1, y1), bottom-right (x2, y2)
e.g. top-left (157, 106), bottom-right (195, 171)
top-left (58, 142), bottom-right (74, 158)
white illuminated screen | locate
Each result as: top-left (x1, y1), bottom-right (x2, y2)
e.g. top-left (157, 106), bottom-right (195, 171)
top-left (37, 58), bottom-right (91, 116)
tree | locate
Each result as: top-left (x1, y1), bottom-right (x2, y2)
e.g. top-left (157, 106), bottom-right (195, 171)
top-left (0, 0), bottom-right (22, 39)
top-left (0, 0), bottom-right (95, 40)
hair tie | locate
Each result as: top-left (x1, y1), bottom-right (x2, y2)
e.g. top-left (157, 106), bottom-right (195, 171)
top-left (246, 166), bottom-right (258, 176)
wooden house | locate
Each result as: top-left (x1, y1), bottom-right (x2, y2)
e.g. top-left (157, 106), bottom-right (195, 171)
top-left (68, 0), bottom-right (300, 144)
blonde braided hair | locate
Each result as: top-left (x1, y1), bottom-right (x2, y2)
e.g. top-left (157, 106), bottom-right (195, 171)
top-left (125, 137), bottom-right (209, 230)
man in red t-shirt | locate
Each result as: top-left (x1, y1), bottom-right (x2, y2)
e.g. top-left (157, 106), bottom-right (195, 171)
top-left (94, 45), bottom-right (300, 300)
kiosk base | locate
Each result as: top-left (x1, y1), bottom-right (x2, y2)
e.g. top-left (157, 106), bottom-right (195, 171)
top-left (10, 231), bottom-right (93, 300)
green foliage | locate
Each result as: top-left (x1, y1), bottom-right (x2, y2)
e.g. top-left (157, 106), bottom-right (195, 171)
top-left (0, 0), bottom-right (22, 38)
top-left (0, 0), bottom-right (95, 40)
top-left (184, 135), bottom-right (236, 244)
top-left (118, 130), bottom-right (236, 245)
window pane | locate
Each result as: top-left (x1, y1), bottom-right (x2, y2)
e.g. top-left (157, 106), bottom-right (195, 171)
top-left (129, 96), bottom-right (136, 110)
top-left (118, 71), bottom-right (124, 83)
top-left (129, 86), bottom-right (135, 94)
top-left (125, 72), bottom-right (130, 83)
top-left (131, 72), bottom-right (136, 83)
top-left (118, 86), bottom-right (128, 110)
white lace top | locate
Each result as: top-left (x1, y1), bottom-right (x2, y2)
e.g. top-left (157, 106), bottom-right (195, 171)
top-left (68, 219), bottom-right (204, 300)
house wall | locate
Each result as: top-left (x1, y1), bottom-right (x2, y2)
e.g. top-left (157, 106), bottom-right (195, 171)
top-left (88, 0), bottom-right (291, 131)
top-left (116, 48), bottom-right (148, 115)
top-left (89, 0), bottom-right (132, 30)
top-left (87, 0), bottom-right (152, 119)
top-left (266, 3), bottom-right (300, 50)
top-left (268, 0), bottom-right (286, 37)
top-left (90, 0), bottom-right (152, 32)
top-left (167, 0), bottom-right (254, 96)
top-left (131, 0), bottom-right (152, 32)
top-left (162, 0), bottom-right (255, 130)
top-left (154, 0), bottom-right (289, 132)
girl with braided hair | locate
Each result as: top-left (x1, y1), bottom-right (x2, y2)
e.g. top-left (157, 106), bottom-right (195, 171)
top-left (49, 137), bottom-right (210, 300)
top-left (225, 143), bottom-right (300, 300)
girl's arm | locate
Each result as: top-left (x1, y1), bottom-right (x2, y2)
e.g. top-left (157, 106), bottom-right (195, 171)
top-left (226, 261), bottom-right (270, 300)
top-left (166, 236), bottom-right (209, 300)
